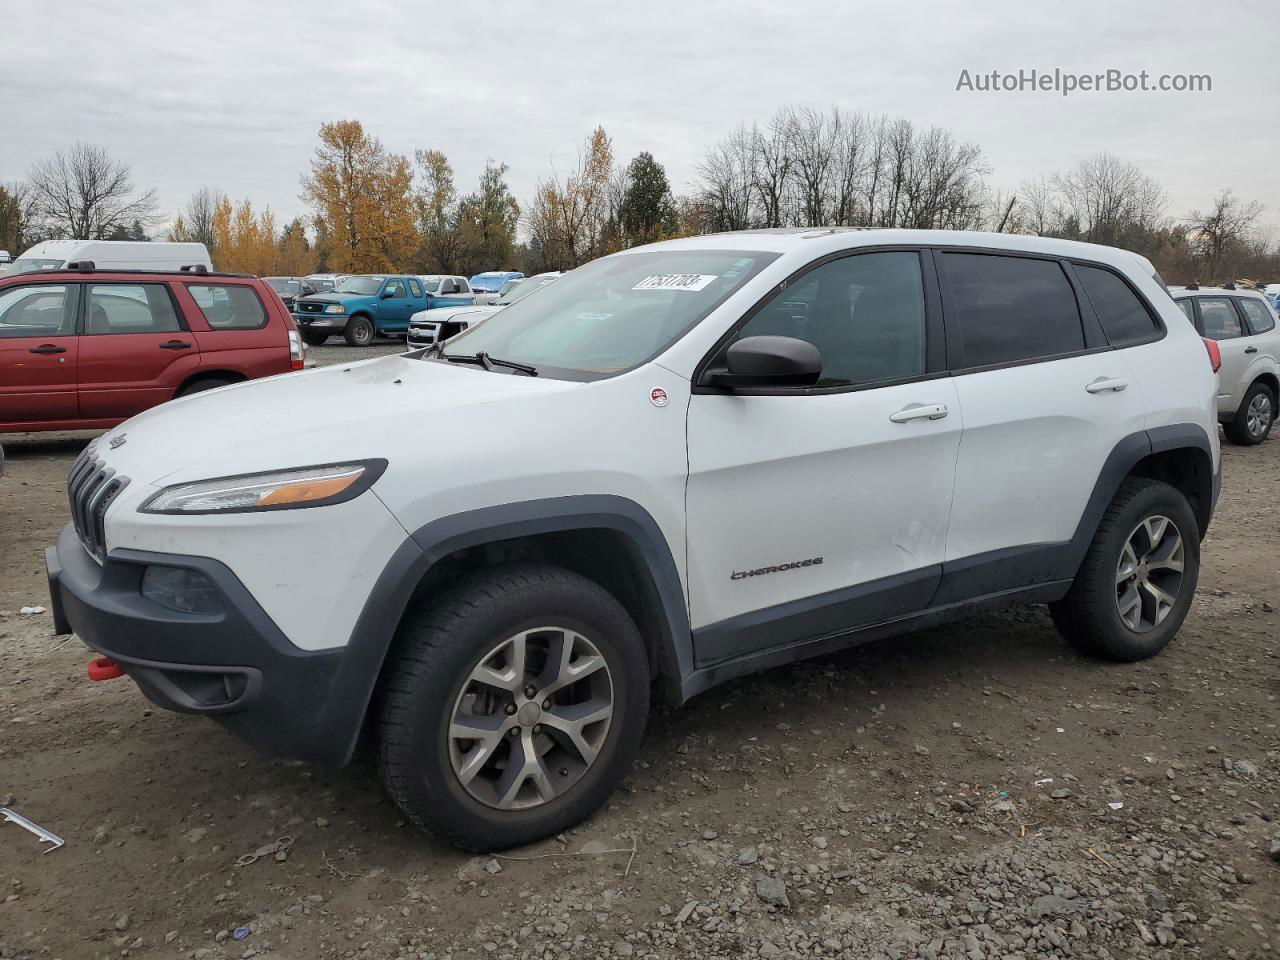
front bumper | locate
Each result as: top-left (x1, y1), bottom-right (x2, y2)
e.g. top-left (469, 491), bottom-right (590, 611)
top-left (46, 523), bottom-right (364, 764)
top-left (293, 312), bottom-right (347, 330)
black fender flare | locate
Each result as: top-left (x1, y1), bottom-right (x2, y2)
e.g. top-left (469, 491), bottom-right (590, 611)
top-left (1052, 423), bottom-right (1216, 581)
top-left (329, 495), bottom-right (691, 764)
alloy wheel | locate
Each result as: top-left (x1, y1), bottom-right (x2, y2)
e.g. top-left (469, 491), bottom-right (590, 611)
top-left (448, 627), bottom-right (614, 810)
top-left (1115, 515), bottom-right (1185, 633)
top-left (1246, 391), bottom-right (1273, 439)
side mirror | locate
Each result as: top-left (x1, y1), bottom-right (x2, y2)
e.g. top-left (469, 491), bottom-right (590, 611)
top-left (381, 289), bottom-right (395, 299)
top-left (708, 336), bottom-right (822, 389)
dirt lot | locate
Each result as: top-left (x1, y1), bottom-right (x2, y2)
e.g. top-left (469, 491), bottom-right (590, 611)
top-left (2, 349), bottom-right (1277, 959)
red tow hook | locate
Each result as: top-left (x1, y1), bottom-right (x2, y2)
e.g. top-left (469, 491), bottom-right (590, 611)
top-left (87, 657), bottom-right (125, 681)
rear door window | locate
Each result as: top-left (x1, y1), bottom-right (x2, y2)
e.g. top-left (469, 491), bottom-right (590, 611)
top-left (1237, 297), bottom-right (1276, 335)
top-left (1198, 297), bottom-right (1245, 340)
top-left (1074, 264), bottom-right (1160, 346)
top-left (942, 253), bottom-right (1085, 367)
top-left (86, 284), bottom-right (181, 334)
top-left (186, 284), bottom-right (268, 330)
top-left (407, 278), bottom-right (424, 298)
top-left (1174, 299), bottom-right (1197, 325)
top-left (0, 284), bottom-right (79, 338)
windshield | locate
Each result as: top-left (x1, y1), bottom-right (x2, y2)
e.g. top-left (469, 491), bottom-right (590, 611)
top-left (336, 276), bottom-right (384, 295)
top-left (308, 278), bottom-right (336, 292)
top-left (443, 251), bottom-right (777, 379)
top-left (470, 273), bottom-right (516, 292)
top-left (266, 278), bottom-right (300, 294)
top-left (9, 258), bottom-right (65, 273)
top-left (496, 276), bottom-right (557, 305)
top-left (494, 279), bottom-right (523, 300)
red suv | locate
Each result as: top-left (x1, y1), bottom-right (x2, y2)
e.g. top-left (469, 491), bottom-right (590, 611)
top-left (0, 265), bottom-right (303, 432)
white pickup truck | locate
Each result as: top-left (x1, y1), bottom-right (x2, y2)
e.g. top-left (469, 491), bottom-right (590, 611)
top-left (406, 272), bottom-right (559, 349)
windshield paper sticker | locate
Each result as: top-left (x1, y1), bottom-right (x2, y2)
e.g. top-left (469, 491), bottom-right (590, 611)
top-left (632, 274), bottom-right (718, 292)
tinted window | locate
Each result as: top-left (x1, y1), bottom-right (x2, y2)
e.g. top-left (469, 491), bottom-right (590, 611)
top-left (407, 278), bottom-right (423, 298)
top-left (0, 284), bottom-right (79, 338)
top-left (1175, 298), bottom-right (1196, 324)
top-left (1075, 264), bottom-right (1158, 346)
top-left (1198, 297), bottom-right (1244, 340)
top-left (384, 279), bottom-right (407, 297)
top-left (1237, 297), bottom-right (1276, 334)
top-left (738, 251), bottom-right (926, 387)
top-left (86, 284), bottom-right (180, 335)
top-left (944, 253), bottom-right (1084, 367)
top-left (187, 284), bottom-right (268, 330)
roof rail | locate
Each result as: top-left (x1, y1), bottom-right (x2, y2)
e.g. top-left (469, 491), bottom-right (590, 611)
top-left (65, 260), bottom-right (96, 271)
top-left (179, 264), bottom-right (209, 273)
top-left (1222, 281), bottom-right (1236, 290)
top-left (1185, 282), bottom-right (1199, 290)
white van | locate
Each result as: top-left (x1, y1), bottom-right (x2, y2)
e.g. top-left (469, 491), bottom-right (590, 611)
top-left (6, 239), bottom-right (211, 275)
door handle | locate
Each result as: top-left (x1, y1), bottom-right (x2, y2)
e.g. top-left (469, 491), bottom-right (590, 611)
top-left (1086, 377), bottom-right (1128, 394)
top-left (159, 340), bottom-right (192, 350)
top-left (28, 344), bottom-right (66, 354)
top-left (889, 403), bottom-right (949, 423)
top-left (1244, 346), bottom-right (1258, 354)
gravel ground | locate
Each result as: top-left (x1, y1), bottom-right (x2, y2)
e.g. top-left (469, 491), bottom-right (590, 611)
top-left (0, 357), bottom-right (1277, 960)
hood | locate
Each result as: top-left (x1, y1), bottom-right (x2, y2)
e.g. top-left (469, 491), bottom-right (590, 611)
top-left (410, 304), bottom-right (497, 325)
top-left (96, 354), bottom-right (577, 486)
top-left (297, 291), bottom-right (367, 305)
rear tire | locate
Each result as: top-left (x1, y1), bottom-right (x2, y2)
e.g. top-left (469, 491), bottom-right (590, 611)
top-left (376, 563), bottom-right (650, 852)
top-left (177, 377), bottom-right (235, 397)
top-left (300, 330), bottom-right (329, 346)
top-left (343, 315), bottom-right (375, 347)
top-left (1050, 478), bottom-right (1199, 662)
top-left (1223, 381), bottom-right (1274, 445)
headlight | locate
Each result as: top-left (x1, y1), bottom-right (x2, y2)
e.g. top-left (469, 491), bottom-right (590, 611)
top-left (141, 460), bottom-right (386, 514)
top-left (325, 304), bottom-right (346, 314)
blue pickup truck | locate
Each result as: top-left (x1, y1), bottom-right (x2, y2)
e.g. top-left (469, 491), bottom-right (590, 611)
top-left (292, 274), bottom-right (475, 346)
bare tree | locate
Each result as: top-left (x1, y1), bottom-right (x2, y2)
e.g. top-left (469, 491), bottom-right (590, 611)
top-left (1016, 176), bottom-right (1061, 236)
top-left (694, 124), bottom-right (757, 232)
top-left (752, 111), bottom-right (794, 228)
top-left (1187, 189), bottom-right (1265, 280)
top-left (787, 107), bottom-right (839, 227)
top-left (1051, 152), bottom-right (1166, 247)
top-left (182, 187), bottom-right (223, 251)
top-left (27, 142), bottom-right (159, 240)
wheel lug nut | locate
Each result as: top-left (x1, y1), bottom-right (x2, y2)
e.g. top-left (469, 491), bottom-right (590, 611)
top-left (508, 727), bottom-right (519, 737)
top-left (524, 685), bottom-right (537, 698)
top-left (504, 704), bottom-right (517, 715)
top-left (532, 724), bottom-right (542, 734)
top-left (542, 698), bottom-right (552, 709)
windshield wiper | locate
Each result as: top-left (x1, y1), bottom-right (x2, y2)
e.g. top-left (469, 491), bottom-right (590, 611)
top-left (440, 351), bottom-right (538, 376)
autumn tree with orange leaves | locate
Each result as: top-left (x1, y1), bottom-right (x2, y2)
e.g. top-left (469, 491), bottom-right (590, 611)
top-left (300, 120), bottom-right (417, 273)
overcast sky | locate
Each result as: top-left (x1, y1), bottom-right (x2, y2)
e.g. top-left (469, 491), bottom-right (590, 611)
top-left (3, 0), bottom-right (1277, 237)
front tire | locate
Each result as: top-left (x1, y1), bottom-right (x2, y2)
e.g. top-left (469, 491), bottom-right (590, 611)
top-left (1050, 478), bottom-right (1200, 662)
top-left (343, 315), bottom-right (375, 347)
top-left (1223, 381), bottom-right (1274, 445)
top-left (376, 563), bottom-right (650, 851)
top-left (300, 330), bottom-right (329, 346)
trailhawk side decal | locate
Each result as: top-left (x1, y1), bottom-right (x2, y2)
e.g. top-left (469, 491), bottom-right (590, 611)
top-left (731, 557), bottom-right (824, 581)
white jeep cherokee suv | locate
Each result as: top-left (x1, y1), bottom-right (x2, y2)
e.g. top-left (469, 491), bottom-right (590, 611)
top-left (47, 229), bottom-right (1221, 851)
top-left (1170, 284), bottom-right (1278, 445)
